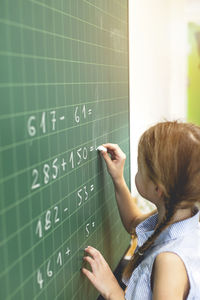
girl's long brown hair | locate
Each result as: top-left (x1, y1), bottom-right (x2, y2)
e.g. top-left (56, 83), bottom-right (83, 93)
top-left (123, 121), bottom-right (200, 279)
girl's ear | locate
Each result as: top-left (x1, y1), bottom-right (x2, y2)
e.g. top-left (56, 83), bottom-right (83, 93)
top-left (155, 185), bottom-right (163, 198)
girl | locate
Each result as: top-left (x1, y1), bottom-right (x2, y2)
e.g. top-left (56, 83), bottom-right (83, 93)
top-left (81, 121), bottom-right (200, 300)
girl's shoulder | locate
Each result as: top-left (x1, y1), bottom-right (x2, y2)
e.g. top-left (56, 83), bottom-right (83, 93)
top-left (151, 252), bottom-right (190, 299)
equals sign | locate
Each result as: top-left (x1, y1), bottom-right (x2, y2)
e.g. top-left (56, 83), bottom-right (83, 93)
top-left (90, 184), bottom-right (94, 192)
top-left (92, 222), bottom-right (95, 228)
top-left (90, 146), bottom-right (94, 152)
top-left (60, 116), bottom-right (65, 121)
top-left (88, 109), bottom-right (92, 115)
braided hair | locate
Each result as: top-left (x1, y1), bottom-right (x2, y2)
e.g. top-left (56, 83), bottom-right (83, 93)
top-left (123, 121), bottom-right (200, 280)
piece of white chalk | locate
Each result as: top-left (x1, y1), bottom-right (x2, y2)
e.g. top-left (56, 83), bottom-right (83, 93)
top-left (97, 145), bottom-right (107, 152)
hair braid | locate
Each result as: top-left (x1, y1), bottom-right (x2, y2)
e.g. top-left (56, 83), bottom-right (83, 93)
top-left (123, 200), bottom-right (176, 279)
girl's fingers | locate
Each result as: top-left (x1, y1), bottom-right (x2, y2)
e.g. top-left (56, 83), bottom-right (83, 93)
top-left (84, 246), bottom-right (104, 264)
top-left (101, 151), bottom-right (112, 165)
top-left (84, 246), bottom-right (100, 258)
top-left (82, 268), bottom-right (96, 285)
top-left (83, 256), bottom-right (97, 270)
top-left (82, 247), bottom-right (120, 298)
top-left (102, 143), bottom-right (118, 150)
top-left (102, 144), bottom-right (126, 159)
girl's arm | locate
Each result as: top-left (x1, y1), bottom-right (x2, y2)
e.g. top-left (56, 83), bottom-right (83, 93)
top-left (152, 252), bottom-right (190, 300)
top-left (101, 143), bottom-right (157, 233)
top-left (82, 246), bottom-right (126, 300)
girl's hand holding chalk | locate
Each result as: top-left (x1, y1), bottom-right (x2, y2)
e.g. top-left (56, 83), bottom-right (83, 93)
top-left (97, 145), bottom-right (107, 152)
top-left (98, 143), bottom-right (126, 185)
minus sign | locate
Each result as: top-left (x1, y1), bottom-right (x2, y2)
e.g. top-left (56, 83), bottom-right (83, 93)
top-left (64, 208), bottom-right (68, 212)
top-left (60, 116), bottom-right (65, 120)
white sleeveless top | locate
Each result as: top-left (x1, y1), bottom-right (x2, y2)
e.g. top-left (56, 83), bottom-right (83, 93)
top-left (124, 209), bottom-right (200, 300)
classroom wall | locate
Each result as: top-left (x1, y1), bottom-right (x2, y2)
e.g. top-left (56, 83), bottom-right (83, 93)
top-left (128, 0), bottom-right (196, 208)
top-left (185, 0), bottom-right (200, 24)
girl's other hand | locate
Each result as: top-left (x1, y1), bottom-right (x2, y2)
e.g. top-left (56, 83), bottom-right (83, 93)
top-left (81, 246), bottom-right (124, 300)
top-left (100, 143), bottom-right (126, 185)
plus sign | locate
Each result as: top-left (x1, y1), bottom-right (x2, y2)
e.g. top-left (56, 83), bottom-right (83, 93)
top-left (61, 158), bottom-right (67, 171)
top-left (65, 248), bottom-right (71, 256)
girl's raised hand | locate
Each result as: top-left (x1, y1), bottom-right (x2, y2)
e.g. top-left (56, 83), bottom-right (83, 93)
top-left (100, 143), bottom-right (126, 184)
top-left (81, 246), bottom-right (124, 300)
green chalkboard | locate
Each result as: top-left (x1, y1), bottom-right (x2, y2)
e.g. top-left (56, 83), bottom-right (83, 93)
top-left (0, 1), bottom-right (130, 299)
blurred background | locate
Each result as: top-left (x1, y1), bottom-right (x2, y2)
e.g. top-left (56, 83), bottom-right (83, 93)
top-left (129, 0), bottom-right (200, 211)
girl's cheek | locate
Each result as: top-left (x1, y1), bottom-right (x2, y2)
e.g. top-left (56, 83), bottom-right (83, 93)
top-left (135, 172), bottom-right (142, 194)
top-left (135, 172), bottom-right (139, 190)
top-left (135, 172), bottom-right (147, 199)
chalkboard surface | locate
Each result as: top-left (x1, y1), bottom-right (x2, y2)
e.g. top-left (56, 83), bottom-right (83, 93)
top-left (0, 1), bottom-right (130, 299)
